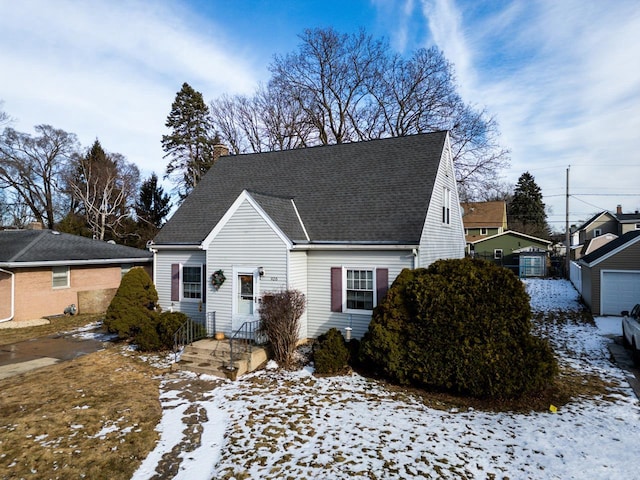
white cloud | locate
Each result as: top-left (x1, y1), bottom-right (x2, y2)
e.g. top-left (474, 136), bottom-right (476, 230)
top-left (414, 0), bottom-right (640, 226)
top-left (0, 0), bottom-right (259, 177)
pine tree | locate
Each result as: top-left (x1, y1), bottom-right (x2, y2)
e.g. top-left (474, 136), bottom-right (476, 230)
top-left (162, 83), bottom-right (216, 199)
top-left (135, 173), bottom-right (171, 229)
top-left (507, 172), bottom-right (550, 239)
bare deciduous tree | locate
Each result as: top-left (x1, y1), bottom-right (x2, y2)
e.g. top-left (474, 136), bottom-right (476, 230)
top-left (209, 28), bottom-right (510, 199)
top-left (0, 125), bottom-right (78, 228)
top-left (67, 140), bottom-right (139, 240)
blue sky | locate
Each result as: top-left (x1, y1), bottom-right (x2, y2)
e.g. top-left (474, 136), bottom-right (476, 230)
top-left (1, 0), bottom-right (639, 231)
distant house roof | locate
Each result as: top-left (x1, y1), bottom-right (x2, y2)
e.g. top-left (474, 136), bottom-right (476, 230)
top-left (616, 211), bottom-right (640, 223)
top-left (579, 230), bottom-right (640, 266)
top-left (461, 201), bottom-right (507, 229)
top-left (0, 229), bottom-right (153, 267)
top-left (468, 230), bottom-right (552, 246)
top-left (154, 132), bottom-right (449, 246)
top-left (580, 233), bottom-right (618, 257)
top-left (574, 211), bottom-right (616, 232)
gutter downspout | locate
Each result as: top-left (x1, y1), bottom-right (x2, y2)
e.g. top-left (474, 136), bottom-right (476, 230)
top-left (0, 268), bottom-right (15, 323)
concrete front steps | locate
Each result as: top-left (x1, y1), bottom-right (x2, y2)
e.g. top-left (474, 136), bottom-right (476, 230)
top-left (175, 338), bottom-right (268, 380)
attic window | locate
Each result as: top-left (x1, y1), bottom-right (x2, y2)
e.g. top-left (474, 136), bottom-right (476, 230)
top-left (593, 229), bottom-right (602, 237)
top-left (635, 224), bottom-right (640, 230)
top-left (442, 187), bottom-right (451, 225)
top-left (481, 228), bottom-right (488, 236)
top-left (52, 266), bottom-right (70, 289)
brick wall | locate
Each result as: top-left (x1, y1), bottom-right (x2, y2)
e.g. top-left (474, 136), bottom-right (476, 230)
top-left (10, 264), bottom-right (150, 322)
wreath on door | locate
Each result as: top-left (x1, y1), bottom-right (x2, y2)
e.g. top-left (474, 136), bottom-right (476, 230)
top-left (211, 269), bottom-right (226, 290)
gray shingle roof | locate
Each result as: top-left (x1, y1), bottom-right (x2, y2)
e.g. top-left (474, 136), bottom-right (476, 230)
top-left (154, 132), bottom-right (448, 245)
top-left (0, 229), bottom-right (153, 265)
top-left (579, 230), bottom-right (640, 265)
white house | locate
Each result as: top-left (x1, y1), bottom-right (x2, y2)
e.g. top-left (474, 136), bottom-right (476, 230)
top-left (149, 132), bottom-right (465, 340)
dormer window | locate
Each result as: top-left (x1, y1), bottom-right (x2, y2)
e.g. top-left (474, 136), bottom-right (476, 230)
top-left (480, 228), bottom-right (488, 236)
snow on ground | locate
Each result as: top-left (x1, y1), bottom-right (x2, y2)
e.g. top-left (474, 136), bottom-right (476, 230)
top-left (131, 279), bottom-right (640, 480)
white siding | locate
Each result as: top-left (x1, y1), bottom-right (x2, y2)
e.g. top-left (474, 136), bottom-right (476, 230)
top-left (154, 249), bottom-right (206, 321)
top-left (306, 249), bottom-right (413, 339)
top-left (206, 199), bottom-right (289, 334)
top-left (418, 137), bottom-right (466, 266)
top-left (289, 250), bottom-right (308, 338)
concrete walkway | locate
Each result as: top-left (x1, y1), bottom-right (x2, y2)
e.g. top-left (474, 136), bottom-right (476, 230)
top-left (0, 334), bottom-right (106, 380)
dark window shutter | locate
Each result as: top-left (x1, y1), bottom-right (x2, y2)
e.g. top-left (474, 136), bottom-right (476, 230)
top-left (376, 268), bottom-right (389, 305)
top-left (330, 267), bottom-right (342, 312)
top-left (171, 264), bottom-right (180, 302)
top-left (201, 264), bottom-right (206, 303)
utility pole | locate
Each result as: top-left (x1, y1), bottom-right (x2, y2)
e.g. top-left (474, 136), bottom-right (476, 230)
top-left (565, 166), bottom-right (570, 277)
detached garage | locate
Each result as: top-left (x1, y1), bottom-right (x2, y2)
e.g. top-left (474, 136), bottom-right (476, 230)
top-left (578, 231), bottom-right (640, 315)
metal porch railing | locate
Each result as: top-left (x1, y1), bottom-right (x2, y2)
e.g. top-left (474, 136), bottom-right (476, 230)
top-left (173, 311), bottom-right (216, 361)
top-left (227, 319), bottom-right (266, 369)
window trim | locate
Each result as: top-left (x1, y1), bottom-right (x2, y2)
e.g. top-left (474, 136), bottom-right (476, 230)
top-left (494, 249), bottom-right (503, 260)
top-left (480, 227), bottom-right (488, 236)
top-left (343, 267), bottom-right (376, 314)
top-left (52, 266), bottom-right (70, 289)
top-left (593, 228), bottom-right (602, 237)
top-left (181, 264), bottom-right (203, 302)
top-left (442, 187), bottom-right (451, 225)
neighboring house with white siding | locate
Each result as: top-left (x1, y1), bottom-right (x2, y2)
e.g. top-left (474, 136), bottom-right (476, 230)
top-left (149, 132), bottom-right (465, 340)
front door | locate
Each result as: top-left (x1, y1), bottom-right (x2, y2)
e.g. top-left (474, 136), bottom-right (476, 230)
top-left (232, 268), bottom-right (259, 330)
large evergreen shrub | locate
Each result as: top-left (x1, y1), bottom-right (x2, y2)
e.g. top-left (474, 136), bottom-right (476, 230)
top-left (104, 268), bottom-right (184, 352)
top-left (360, 258), bottom-right (557, 398)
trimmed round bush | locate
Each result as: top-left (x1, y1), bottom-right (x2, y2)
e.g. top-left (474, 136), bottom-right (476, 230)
top-left (360, 258), bottom-right (558, 398)
top-left (313, 328), bottom-right (350, 375)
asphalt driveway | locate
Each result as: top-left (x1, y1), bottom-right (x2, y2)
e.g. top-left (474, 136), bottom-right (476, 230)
top-left (0, 334), bottom-right (106, 380)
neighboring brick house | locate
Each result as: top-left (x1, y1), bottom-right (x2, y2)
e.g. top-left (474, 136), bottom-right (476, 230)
top-left (0, 228), bottom-right (152, 324)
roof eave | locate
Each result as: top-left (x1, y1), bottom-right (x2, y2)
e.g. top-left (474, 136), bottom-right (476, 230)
top-left (0, 257), bottom-right (152, 268)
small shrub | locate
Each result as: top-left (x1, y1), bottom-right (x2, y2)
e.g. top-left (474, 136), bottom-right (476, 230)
top-left (313, 328), bottom-right (350, 375)
top-left (156, 311), bottom-right (189, 350)
top-left (259, 290), bottom-right (306, 368)
top-left (360, 258), bottom-right (558, 399)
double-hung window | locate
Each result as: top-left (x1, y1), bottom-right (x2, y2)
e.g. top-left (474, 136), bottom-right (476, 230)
top-left (346, 269), bottom-right (374, 311)
top-left (494, 249), bottom-right (503, 260)
top-left (52, 266), bottom-right (70, 288)
top-left (182, 266), bottom-right (202, 299)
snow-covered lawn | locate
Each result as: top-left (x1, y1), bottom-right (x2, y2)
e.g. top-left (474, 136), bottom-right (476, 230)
top-left (132, 279), bottom-right (640, 479)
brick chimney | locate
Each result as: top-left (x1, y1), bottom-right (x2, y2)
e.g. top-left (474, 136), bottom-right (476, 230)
top-left (213, 143), bottom-right (229, 160)
top-left (616, 205), bottom-right (622, 215)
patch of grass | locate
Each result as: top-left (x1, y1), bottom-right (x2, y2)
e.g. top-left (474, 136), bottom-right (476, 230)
top-left (0, 348), bottom-right (161, 480)
top-left (0, 314), bottom-right (104, 346)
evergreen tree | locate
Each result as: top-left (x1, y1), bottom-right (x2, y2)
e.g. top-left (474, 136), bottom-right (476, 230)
top-left (162, 82), bottom-right (216, 199)
top-left (507, 172), bottom-right (550, 239)
top-left (135, 173), bottom-right (171, 229)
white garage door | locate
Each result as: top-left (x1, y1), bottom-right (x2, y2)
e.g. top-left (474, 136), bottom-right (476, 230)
top-left (601, 271), bottom-right (640, 315)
